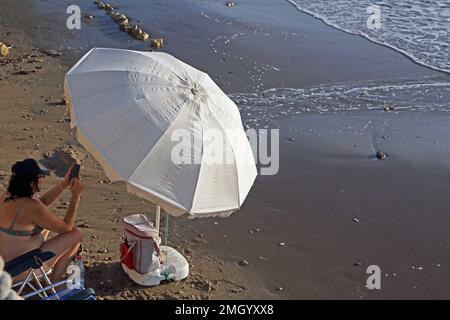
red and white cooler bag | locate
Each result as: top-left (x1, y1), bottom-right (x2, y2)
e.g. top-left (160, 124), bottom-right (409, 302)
top-left (120, 214), bottom-right (161, 274)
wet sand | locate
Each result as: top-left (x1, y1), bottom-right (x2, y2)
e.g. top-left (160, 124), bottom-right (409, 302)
top-left (1, 0), bottom-right (449, 299)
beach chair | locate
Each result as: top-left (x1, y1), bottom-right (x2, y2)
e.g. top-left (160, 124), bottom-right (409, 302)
top-left (4, 248), bottom-right (95, 300)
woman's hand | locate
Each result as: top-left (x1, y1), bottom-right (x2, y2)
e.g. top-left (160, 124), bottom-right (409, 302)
top-left (69, 177), bottom-right (83, 197)
top-left (62, 164), bottom-right (75, 189)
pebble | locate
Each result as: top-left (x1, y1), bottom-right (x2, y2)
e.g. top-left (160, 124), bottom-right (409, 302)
top-left (238, 259), bottom-right (250, 266)
top-left (151, 38), bottom-right (164, 48)
top-left (353, 262), bottom-right (362, 267)
top-left (96, 1), bottom-right (106, 9)
top-left (352, 218), bottom-right (360, 223)
top-left (97, 248), bottom-right (108, 253)
top-left (15, 70), bottom-right (32, 75)
top-left (43, 49), bottom-right (62, 57)
top-left (258, 256), bottom-right (268, 261)
top-left (77, 222), bottom-right (91, 228)
top-left (278, 242), bottom-right (285, 246)
top-left (120, 23), bottom-right (132, 33)
top-left (376, 151), bottom-right (387, 160)
top-left (0, 42), bottom-right (9, 57)
top-left (276, 286), bottom-right (283, 292)
top-left (225, 1), bottom-right (235, 7)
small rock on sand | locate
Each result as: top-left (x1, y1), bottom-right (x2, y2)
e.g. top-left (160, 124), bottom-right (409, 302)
top-left (352, 218), bottom-right (360, 223)
top-left (97, 248), bottom-right (108, 254)
top-left (105, 4), bottom-right (113, 12)
top-left (225, 1), bottom-right (235, 7)
top-left (136, 32), bottom-right (149, 41)
top-left (278, 242), bottom-right (285, 246)
top-left (77, 222), bottom-right (91, 228)
top-left (14, 70), bottom-right (33, 75)
top-left (130, 25), bottom-right (142, 37)
top-left (151, 38), bottom-right (164, 48)
top-left (119, 23), bottom-right (132, 33)
top-left (96, 1), bottom-right (106, 9)
top-left (43, 49), bottom-right (62, 57)
top-left (238, 259), bottom-right (249, 266)
top-left (0, 42), bottom-right (10, 57)
top-left (376, 151), bottom-right (387, 160)
top-left (258, 256), bottom-right (268, 261)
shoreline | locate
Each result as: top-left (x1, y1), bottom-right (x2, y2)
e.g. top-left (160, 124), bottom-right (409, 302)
top-left (285, 0), bottom-right (450, 76)
top-left (1, 0), bottom-right (449, 299)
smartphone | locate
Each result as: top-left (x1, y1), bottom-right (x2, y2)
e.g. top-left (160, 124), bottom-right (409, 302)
top-left (70, 163), bottom-right (80, 180)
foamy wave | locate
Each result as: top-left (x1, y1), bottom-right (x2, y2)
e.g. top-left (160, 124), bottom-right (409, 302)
top-left (231, 79), bottom-right (450, 127)
top-left (287, 0), bottom-right (450, 74)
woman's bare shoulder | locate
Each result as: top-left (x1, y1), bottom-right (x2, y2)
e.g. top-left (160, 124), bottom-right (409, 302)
top-left (24, 197), bottom-right (46, 212)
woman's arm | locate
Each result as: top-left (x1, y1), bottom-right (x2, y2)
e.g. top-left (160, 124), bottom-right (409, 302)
top-left (39, 165), bottom-right (73, 207)
top-left (32, 179), bottom-right (83, 234)
top-left (39, 182), bottom-right (67, 207)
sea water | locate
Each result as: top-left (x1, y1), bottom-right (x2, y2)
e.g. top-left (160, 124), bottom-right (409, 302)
top-left (287, 0), bottom-right (450, 74)
top-left (233, 0), bottom-right (450, 126)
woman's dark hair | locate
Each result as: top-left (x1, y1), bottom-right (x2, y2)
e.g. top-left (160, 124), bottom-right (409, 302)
top-left (4, 159), bottom-right (48, 202)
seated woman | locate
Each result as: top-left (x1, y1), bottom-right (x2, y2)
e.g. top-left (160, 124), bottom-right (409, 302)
top-left (0, 158), bottom-right (83, 283)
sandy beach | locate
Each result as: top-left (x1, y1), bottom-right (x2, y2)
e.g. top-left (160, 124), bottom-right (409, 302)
top-left (1, 0), bottom-right (449, 299)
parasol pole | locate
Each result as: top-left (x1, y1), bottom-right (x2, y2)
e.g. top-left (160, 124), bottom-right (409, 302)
top-left (155, 204), bottom-right (161, 232)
